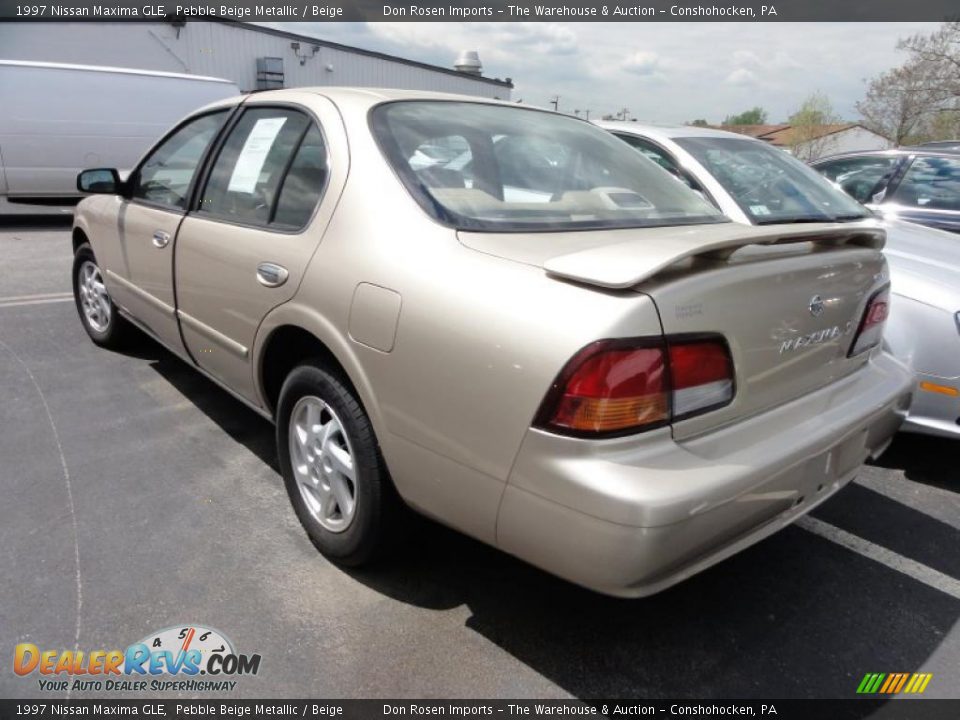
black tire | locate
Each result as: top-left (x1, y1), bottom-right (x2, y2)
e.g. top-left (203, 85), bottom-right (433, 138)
top-left (72, 243), bottom-right (131, 349)
top-left (276, 362), bottom-right (402, 566)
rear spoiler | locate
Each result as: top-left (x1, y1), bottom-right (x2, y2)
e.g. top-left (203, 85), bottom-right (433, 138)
top-left (543, 222), bottom-right (885, 290)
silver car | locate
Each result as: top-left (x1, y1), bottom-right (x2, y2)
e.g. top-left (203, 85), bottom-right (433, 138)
top-left (72, 90), bottom-right (912, 597)
top-left (602, 122), bottom-right (959, 440)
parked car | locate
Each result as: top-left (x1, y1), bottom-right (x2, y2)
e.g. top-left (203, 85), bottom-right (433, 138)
top-left (917, 140), bottom-right (960, 151)
top-left (72, 90), bottom-right (912, 597)
top-left (0, 59), bottom-right (239, 212)
top-left (602, 122), bottom-right (959, 439)
top-left (810, 147), bottom-right (960, 234)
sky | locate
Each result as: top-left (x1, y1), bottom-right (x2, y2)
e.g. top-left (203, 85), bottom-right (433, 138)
top-left (273, 21), bottom-right (937, 124)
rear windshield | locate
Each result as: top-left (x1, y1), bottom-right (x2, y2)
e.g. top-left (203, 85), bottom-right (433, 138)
top-left (371, 101), bottom-right (726, 232)
top-left (673, 136), bottom-right (871, 225)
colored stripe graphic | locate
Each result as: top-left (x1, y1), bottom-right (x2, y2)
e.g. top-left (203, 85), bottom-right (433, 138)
top-left (858, 672), bottom-right (932, 694)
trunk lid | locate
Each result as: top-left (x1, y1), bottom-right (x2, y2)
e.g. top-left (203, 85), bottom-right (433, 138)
top-left (459, 220), bottom-right (888, 439)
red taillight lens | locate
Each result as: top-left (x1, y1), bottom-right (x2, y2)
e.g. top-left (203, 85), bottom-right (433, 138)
top-left (544, 341), bottom-right (669, 435)
top-left (849, 285), bottom-right (891, 357)
top-left (535, 335), bottom-right (734, 438)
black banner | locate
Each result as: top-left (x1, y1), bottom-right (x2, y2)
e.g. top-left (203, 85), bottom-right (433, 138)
top-left (3, 700), bottom-right (960, 720)
top-left (2, 0), bottom-right (959, 22)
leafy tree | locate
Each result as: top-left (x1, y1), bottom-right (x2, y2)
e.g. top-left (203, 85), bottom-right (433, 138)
top-left (787, 92), bottom-right (841, 162)
top-left (857, 61), bottom-right (935, 145)
top-left (688, 119), bottom-right (710, 127)
top-left (858, 22), bottom-right (960, 144)
top-left (721, 107), bottom-right (768, 125)
top-left (926, 104), bottom-right (960, 140)
top-left (899, 21), bottom-right (960, 104)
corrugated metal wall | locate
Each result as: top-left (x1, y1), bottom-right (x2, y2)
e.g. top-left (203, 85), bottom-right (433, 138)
top-left (0, 22), bottom-right (511, 99)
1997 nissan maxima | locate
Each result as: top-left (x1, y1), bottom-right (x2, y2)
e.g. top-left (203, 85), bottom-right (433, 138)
top-left (72, 89), bottom-right (913, 596)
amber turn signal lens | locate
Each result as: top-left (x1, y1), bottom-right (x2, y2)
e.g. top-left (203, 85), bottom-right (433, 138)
top-left (919, 381), bottom-right (959, 397)
top-left (552, 394), bottom-right (669, 433)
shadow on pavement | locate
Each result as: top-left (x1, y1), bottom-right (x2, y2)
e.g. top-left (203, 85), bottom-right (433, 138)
top-left (346, 518), bottom-right (959, 699)
top-left (872, 433), bottom-right (958, 492)
top-left (126, 333), bottom-right (279, 472)
top-left (0, 214), bottom-right (74, 229)
top-left (120, 335), bottom-right (959, 701)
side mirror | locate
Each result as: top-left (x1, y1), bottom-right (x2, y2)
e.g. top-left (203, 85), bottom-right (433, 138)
top-left (77, 168), bottom-right (122, 195)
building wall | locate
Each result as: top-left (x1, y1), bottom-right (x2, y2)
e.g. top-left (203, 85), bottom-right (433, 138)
top-left (0, 22), bottom-right (511, 99)
top-left (796, 126), bottom-right (892, 159)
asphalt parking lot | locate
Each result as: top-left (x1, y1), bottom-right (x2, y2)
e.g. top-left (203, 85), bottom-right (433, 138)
top-left (1, 218), bottom-right (958, 701)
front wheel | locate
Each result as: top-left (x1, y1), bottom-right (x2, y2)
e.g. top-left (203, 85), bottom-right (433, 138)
top-left (276, 363), bottom-right (402, 566)
top-left (72, 243), bottom-right (131, 348)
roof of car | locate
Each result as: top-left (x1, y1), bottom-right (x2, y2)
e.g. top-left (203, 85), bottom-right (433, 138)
top-left (332, 87), bottom-right (505, 102)
top-left (917, 140), bottom-right (960, 148)
top-left (247, 86), bottom-right (520, 107)
top-left (814, 147), bottom-right (960, 163)
top-left (595, 121), bottom-right (760, 142)
top-left (899, 145), bottom-right (960, 155)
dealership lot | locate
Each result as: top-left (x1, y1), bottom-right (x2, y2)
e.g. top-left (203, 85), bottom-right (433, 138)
top-left (1, 219), bottom-right (958, 700)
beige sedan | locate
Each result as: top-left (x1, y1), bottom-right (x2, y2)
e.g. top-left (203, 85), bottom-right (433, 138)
top-left (72, 89), bottom-right (913, 596)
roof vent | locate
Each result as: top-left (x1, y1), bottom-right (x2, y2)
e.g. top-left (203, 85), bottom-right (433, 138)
top-left (454, 50), bottom-right (482, 76)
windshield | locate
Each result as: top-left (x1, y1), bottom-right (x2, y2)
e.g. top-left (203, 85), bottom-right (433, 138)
top-left (673, 136), bottom-right (871, 224)
top-left (371, 102), bottom-right (726, 232)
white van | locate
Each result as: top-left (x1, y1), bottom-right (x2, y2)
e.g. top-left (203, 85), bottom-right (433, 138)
top-left (0, 60), bottom-right (240, 211)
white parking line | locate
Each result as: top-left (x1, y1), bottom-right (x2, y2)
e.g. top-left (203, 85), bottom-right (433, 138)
top-left (855, 471), bottom-right (960, 531)
top-left (797, 515), bottom-right (960, 601)
top-left (0, 292), bottom-right (73, 308)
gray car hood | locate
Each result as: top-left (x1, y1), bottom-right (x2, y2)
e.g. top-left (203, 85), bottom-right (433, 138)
top-left (885, 220), bottom-right (960, 311)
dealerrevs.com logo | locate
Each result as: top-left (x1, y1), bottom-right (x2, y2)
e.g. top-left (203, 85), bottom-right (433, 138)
top-left (14, 625), bottom-right (261, 693)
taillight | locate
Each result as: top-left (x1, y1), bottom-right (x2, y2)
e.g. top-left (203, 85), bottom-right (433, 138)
top-left (534, 335), bottom-right (734, 438)
top-left (848, 285), bottom-right (890, 357)
top-left (669, 340), bottom-right (734, 420)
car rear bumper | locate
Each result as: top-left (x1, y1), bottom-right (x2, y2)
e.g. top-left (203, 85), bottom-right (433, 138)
top-left (497, 351), bottom-right (914, 597)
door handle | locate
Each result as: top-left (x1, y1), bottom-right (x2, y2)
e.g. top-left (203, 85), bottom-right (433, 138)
top-left (152, 230), bottom-right (171, 248)
top-left (256, 262), bottom-right (289, 288)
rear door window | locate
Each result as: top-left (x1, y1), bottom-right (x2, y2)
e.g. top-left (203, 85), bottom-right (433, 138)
top-left (615, 134), bottom-right (707, 195)
top-left (814, 155), bottom-right (898, 203)
top-left (199, 107), bottom-right (325, 228)
top-left (272, 125), bottom-right (329, 228)
top-left (890, 156), bottom-right (960, 211)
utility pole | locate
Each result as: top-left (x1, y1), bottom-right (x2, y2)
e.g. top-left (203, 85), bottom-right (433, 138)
top-left (618, 107), bottom-right (630, 121)
top-left (550, 96), bottom-right (559, 112)
top-left (584, 109), bottom-right (590, 121)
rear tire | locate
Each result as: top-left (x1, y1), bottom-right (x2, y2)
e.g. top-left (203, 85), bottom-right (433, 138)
top-left (72, 243), bottom-right (131, 349)
top-left (277, 363), bottom-right (402, 566)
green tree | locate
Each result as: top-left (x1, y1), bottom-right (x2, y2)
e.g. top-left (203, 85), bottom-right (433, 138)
top-left (721, 107), bottom-right (768, 125)
top-left (687, 118), bottom-right (710, 127)
top-left (787, 92), bottom-right (841, 161)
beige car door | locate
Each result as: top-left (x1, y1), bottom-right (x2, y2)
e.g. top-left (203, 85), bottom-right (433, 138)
top-left (174, 98), bottom-right (346, 403)
top-left (108, 110), bottom-right (230, 351)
